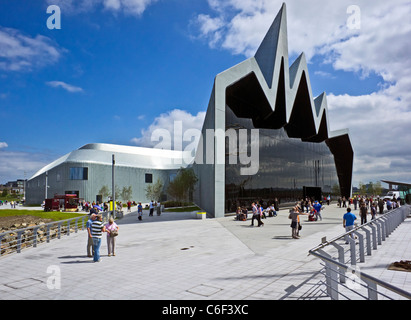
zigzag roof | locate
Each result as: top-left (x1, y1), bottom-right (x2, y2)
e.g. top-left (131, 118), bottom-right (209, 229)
top-left (217, 3), bottom-right (349, 143)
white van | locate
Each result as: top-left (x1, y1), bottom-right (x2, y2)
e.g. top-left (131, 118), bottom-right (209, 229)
top-left (383, 191), bottom-right (401, 200)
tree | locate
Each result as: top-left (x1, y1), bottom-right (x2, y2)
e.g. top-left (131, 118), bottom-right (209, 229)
top-left (145, 178), bottom-right (163, 201)
top-left (120, 186), bottom-right (133, 201)
top-left (373, 181), bottom-right (382, 196)
top-left (358, 181), bottom-right (367, 195)
top-left (167, 168), bottom-right (198, 202)
top-left (1, 189), bottom-right (8, 197)
top-left (367, 181), bottom-right (374, 195)
top-left (331, 184), bottom-right (340, 196)
top-left (98, 185), bottom-right (110, 199)
top-left (98, 185), bottom-right (121, 200)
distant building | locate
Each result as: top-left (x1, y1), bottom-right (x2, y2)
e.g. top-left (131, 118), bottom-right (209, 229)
top-left (1, 179), bottom-right (25, 195)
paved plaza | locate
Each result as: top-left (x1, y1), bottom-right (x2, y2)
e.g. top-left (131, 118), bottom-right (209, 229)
top-left (0, 204), bottom-right (410, 302)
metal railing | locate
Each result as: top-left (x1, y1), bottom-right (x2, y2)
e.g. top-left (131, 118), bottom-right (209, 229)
top-left (309, 205), bottom-right (411, 300)
top-left (0, 211), bottom-right (113, 257)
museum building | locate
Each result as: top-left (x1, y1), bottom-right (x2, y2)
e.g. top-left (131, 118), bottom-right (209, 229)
top-left (26, 4), bottom-right (353, 218)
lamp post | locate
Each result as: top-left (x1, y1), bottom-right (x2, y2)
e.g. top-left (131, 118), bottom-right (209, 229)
top-left (112, 154), bottom-right (115, 219)
top-left (45, 171), bottom-right (49, 200)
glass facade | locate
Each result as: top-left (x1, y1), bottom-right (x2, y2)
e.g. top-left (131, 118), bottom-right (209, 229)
top-left (69, 167), bottom-right (88, 180)
top-left (225, 106), bottom-right (338, 212)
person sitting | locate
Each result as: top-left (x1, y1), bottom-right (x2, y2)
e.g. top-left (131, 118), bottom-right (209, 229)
top-left (236, 207), bottom-right (242, 221)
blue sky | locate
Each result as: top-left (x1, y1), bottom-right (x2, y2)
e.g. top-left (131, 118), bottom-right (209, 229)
top-left (1, 0), bottom-right (410, 188)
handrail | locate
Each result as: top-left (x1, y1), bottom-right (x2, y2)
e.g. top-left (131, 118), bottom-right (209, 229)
top-left (0, 211), bottom-right (113, 256)
top-left (310, 206), bottom-right (409, 254)
top-left (309, 247), bottom-right (411, 300)
top-left (308, 205), bottom-right (411, 300)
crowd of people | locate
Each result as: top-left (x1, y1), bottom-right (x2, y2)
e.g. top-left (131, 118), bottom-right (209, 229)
top-left (233, 194), bottom-right (402, 240)
top-left (0, 200), bottom-right (18, 207)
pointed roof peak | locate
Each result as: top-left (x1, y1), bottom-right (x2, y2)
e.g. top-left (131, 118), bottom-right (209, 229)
top-left (254, 3), bottom-right (288, 88)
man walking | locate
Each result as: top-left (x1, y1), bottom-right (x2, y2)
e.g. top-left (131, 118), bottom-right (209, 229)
top-left (343, 208), bottom-right (357, 243)
top-left (359, 203), bottom-right (368, 225)
top-left (313, 201), bottom-right (323, 221)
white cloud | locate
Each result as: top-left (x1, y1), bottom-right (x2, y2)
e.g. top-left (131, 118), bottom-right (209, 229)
top-left (46, 81), bottom-right (84, 93)
top-left (131, 109), bottom-right (206, 150)
top-left (0, 142), bottom-right (8, 149)
top-left (46, 0), bottom-right (157, 16)
top-left (0, 150), bottom-right (52, 184)
top-left (0, 27), bottom-right (61, 72)
top-left (194, 0), bottom-right (411, 187)
top-left (314, 71), bottom-right (335, 79)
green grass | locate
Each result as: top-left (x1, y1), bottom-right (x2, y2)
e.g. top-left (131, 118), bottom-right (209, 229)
top-left (0, 210), bottom-right (85, 222)
top-left (164, 206), bottom-right (201, 212)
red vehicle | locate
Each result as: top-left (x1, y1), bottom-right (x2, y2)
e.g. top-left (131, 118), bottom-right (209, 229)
top-left (44, 194), bottom-right (79, 212)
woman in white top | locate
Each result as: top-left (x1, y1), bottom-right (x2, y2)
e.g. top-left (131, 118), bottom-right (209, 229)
top-left (105, 217), bottom-right (119, 256)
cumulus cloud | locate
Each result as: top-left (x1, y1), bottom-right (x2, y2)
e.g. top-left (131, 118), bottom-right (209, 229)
top-left (194, 0), bottom-right (411, 186)
top-left (131, 109), bottom-right (206, 151)
top-left (0, 142), bottom-right (8, 149)
top-left (46, 0), bottom-right (157, 16)
top-left (46, 81), bottom-right (84, 93)
top-left (0, 27), bottom-right (61, 72)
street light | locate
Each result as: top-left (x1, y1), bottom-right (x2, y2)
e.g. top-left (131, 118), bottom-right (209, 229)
top-left (45, 171), bottom-right (49, 200)
top-left (112, 154), bottom-right (115, 219)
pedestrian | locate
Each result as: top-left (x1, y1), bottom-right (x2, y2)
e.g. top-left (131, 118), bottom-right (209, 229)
top-left (156, 201), bottom-right (161, 216)
top-left (127, 200), bottom-right (131, 212)
top-left (257, 204), bottom-right (264, 227)
top-left (289, 205), bottom-right (307, 239)
top-left (296, 214), bottom-right (301, 237)
top-left (149, 200), bottom-right (154, 216)
top-left (86, 213), bottom-right (96, 257)
top-left (378, 199), bottom-right (384, 215)
top-left (105, 217), bottom-right (119, 257)
top-left (371, 204), bottom-right (376, 220)
top-left (91, 214), bottom-right (106, 262)
top-left (343, 207), bottom-right (357, 243)
top-left (274, 198), bottom-right (279, 212)
top-left (359, 203), bottom-right (367, 225)
top-left (386, 199), bottom-right (392, 210)
top-left (137, 202), bottom-right (143, 220)
top-left (313, 201), bottom-right (323, 221)
top-left (250, 202), bottom-right (263, 227)
top-left (342, 196), bottom-right (347, 208)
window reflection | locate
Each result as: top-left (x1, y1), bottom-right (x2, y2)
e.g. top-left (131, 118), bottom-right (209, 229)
top-left (225, 106), bottom-right (338, 212)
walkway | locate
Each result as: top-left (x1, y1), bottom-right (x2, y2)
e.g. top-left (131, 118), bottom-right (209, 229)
top-left (0, 204), bottom-right (409, 301)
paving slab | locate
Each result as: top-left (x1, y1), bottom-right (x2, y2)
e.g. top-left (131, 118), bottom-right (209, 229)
top-left (0, 205), bottom-right (409, 302)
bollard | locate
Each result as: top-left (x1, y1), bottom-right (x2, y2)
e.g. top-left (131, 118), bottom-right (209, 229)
top-left (196, 212), bottom-right (206, 220)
